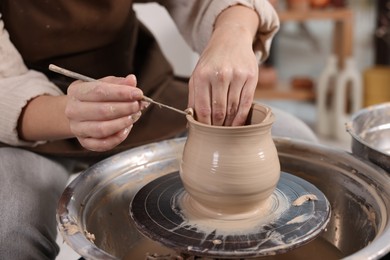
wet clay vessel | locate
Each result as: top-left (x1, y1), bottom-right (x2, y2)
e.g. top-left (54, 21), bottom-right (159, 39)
top-left (129, 104), bottom-right (330, 258)
top-left (180, 103), bottom-right (280, 219)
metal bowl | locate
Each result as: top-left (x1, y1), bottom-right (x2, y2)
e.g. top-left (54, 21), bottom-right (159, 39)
top-left (346, 102), bottom-right (390, 172)
top-left (57, 138), bottom-right (390, 259)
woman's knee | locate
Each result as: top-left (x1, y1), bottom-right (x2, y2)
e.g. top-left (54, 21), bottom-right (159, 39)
top-left (270, 106), bottom-right (318, 142)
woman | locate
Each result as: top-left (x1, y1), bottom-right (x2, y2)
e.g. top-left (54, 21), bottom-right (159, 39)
top-left (0, 1), bottom-right (312, 258)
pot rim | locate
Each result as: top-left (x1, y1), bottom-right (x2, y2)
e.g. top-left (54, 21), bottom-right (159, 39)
top-left (186, 102), bottom-right (274, 130)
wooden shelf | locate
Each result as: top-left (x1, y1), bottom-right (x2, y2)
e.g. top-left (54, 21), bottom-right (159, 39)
top-left (258, 7), bottom-right (354, 101)
top-left (278, 7), bottom-right (353, 64)
top-left (254, 88), bottom-right (315, 101)
top-left (255, 78), bottom-right (315, 101)
top-left (278, 8), bottom-right (353, 22)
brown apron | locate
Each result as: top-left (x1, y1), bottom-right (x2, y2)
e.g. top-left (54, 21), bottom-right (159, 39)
top-left (0, 0), bottom-right (188, 164)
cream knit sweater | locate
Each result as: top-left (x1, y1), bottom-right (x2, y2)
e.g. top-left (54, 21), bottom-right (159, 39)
top-left (0, 0), bottom-right (279, 147)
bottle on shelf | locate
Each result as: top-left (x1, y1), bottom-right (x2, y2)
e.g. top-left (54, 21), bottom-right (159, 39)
top-left (316, 55), bottom-right (338, 137)
top-left (333, 57), bottom-right (362, 141)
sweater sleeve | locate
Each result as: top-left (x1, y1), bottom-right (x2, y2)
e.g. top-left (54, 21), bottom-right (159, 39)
top-left (0, 14), bottom-right (64, 147)
top-left (159, 0), bottom-right (280, 63)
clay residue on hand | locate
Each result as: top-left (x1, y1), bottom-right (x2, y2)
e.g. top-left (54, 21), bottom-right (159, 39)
top-left (292, 194), bottom-right (318, 206)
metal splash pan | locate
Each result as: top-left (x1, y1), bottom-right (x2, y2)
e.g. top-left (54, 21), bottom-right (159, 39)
top-left (346, 102), bottom-right (390, 172)
top-left (56, 137), bottom-right (390, 259)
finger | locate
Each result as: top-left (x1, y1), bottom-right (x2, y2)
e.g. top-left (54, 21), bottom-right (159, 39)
top-left (188, 77), bottom-right (195, 109)
top-left (192, 75), bottom-right (212, 125)
top-left (68, 80), bottom-right (143, 102)
top-left (210, 70), bottom-right (230, 126)
top-left (232, 77), bottom-right (257, 126)
top-left (71, 112), bottom-right (142, 139)
top-left (65, 101), bottom-right (141, 121)
top-left (78, 126), bottom-right (132, 152)
top-left (98, 75), bottom-right (136, 85)
top-left (224, 73), bottom-right (246, 126)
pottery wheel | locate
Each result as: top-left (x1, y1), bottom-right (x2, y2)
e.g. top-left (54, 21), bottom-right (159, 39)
top-left (130, 171), bottom-right (330, 258)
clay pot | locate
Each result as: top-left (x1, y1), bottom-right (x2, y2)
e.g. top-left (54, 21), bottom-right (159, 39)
top-left (180, 103), bottom-right (280, 219)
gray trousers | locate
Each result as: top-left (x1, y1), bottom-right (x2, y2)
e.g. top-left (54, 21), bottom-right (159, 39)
top-left (0, 148), bottom-right (70, 260)
top-left (0, 108), bottom-right (317, 260)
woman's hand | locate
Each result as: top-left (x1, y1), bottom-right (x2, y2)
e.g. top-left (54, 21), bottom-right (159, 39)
top-left (188, 5), bottom-right (260, 126)
top-left (66, 74), bottom-right (146, 151)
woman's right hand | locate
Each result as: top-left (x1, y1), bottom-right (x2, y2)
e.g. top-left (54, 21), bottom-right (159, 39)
top-left (65, 74), bottom-right (146, 152)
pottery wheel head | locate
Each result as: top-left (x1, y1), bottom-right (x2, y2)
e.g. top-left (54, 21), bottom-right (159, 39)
top-left (129, 172), bottom-right (331, 258)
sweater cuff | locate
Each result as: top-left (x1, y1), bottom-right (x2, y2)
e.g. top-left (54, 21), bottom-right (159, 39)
top-left (0, 70), bottom-right (64, 147)
top-left (193, 0), bottom-right (280, 63)
top-left (252, 0), bottom-right (280, 63)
